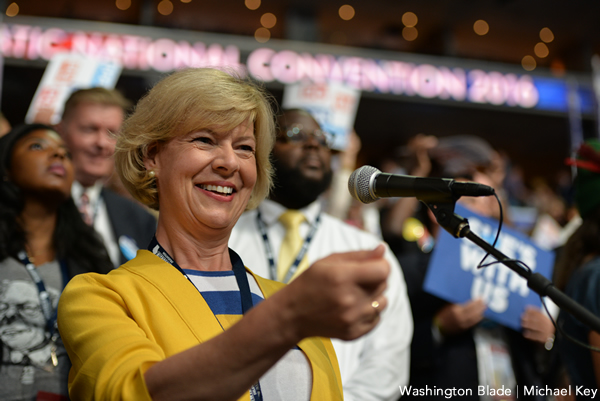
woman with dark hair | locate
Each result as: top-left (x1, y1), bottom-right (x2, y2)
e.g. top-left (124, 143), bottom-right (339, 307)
top-left (0, 123), bottom-right (112, 400)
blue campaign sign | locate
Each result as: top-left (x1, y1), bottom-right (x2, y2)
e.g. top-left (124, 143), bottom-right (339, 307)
top-left (423, 204), bottom-right (556, 331)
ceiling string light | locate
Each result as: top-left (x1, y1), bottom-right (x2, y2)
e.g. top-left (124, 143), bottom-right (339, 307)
top-left (6, 2), bottom-right (19, 17)
top-left (339, 5), bottom-right (355, 21)
top-left (473, 19), bottom-right (489, 36)
top-left (540, 27), bottom-right (554, 43)
top-left (157, 0), bottom-right (174, 15)
top-left (402, 26), bottom-right (418, 41)
top-left (522, 55), bottom-right (536, 71)
top-left (115, 0), bottom-right (131, 11)
top-left (245, 0), bottom-right (260, 11)
top-left (402, 11), bottom-right (418, 41)
top-left (402, 12), bottom-right (417, 27)
top-left (531, 28), bottom-right (553, 68)
top-left (260, 13), bottom-right (276, 29)
top-left (534, 42), bottom-right (549, 58)
top-left (254, 27), bottom-right (270, 43)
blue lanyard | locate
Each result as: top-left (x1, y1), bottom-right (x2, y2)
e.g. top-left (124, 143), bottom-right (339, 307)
top-left (17, 251), bottom-right (69, 368)
top-left (148, 236), bottom-right (254, 315)
top-left (148, 237), bottom-right (263, 400)
top-left (16, 251), bottom-right (68, 334)
top-left (255, 208), bottom-right (322, 284)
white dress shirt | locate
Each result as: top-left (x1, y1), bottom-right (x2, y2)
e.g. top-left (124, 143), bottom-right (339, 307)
top-left (229, 199), bottom-right (414, 401)
top-left (72, 181), bottom-right (120, 267)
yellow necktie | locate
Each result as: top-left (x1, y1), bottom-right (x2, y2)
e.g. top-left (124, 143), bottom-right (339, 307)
top-left (277, 210), bottom-right (310, 282)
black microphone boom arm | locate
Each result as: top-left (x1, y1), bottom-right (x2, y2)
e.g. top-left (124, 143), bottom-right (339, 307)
top-left (426, 199), bottom-right (600, 334)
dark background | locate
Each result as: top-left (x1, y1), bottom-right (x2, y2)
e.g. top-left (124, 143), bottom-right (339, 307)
top-left (2, 0), bottom-right (599, 187)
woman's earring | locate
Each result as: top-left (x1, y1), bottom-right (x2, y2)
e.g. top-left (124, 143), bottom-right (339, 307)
top-left (148, 170), bottom-right (155, 179)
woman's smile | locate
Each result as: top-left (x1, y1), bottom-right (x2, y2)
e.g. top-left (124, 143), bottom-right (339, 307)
top-left (196, 182), bottom-right (237, 202)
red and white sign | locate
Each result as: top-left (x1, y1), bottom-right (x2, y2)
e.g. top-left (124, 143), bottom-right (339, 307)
top-left (25, 52), bottom-right (121, 124)
top-left (282, 80), bottom-right (360, 150)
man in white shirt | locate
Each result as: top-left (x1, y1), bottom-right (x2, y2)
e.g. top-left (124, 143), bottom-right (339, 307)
top-left (56, 88), bottom-right (157, 267)
top-left (229, 109), bottom-right (413, 401)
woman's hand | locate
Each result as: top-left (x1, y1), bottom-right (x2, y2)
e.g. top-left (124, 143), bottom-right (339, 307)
top-left (143, 245), bottom-right (389, 401)
top-left (279, 245), bottom-right (390, 342)
top-left (434, 299), bottom-right (487, 336)
top-left (145, 245), bottom-right (389, 401)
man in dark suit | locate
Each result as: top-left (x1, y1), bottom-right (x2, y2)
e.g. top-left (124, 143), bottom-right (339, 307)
top-left (56, 88), bottom-right (157, 267)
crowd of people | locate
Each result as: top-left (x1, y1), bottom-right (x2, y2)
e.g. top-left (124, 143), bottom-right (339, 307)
top-left (0, 66), bottom-right (598, 401)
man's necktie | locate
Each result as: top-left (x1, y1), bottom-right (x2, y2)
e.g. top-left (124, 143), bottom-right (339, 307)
top-left (79, 192), bottom-right (93, 226)
top-left (277, 210), bottom-right (310, 282)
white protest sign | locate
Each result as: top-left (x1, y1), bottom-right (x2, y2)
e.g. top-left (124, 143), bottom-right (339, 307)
top-left (282, 80), bottom-right (360, 150)
top-left (25, 52), bottom-right (122, 125)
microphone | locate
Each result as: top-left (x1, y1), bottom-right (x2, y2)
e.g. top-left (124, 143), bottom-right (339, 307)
top-left (348, 165), bottom-right (495, 204)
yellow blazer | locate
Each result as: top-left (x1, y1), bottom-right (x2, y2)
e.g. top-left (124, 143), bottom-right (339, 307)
top-left (57, 250), bottom-right (343, 401)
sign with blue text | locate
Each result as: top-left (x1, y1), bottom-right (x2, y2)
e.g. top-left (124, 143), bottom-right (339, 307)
top-left (423, 204), bottom-right (556, 331)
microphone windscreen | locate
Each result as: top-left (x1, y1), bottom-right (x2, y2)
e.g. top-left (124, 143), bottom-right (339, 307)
top-left (348, 165), bottom-right (381, 204)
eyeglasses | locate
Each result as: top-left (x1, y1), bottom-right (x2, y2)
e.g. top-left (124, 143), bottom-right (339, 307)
top-left (277, 124), bottom-right (332, 149)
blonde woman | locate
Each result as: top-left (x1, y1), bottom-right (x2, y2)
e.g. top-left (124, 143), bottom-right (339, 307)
top-left (57, 68), bottom-right (389, 401)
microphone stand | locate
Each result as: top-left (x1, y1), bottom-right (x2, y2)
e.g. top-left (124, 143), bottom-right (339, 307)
top-left (425, 200), bottom-right (600, 334)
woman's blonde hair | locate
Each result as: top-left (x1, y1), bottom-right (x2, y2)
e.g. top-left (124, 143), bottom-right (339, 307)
top-left (114, 68), bottom-right (276, 210)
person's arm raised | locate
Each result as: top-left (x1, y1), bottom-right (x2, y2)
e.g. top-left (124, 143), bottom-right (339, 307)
top-left (145, 245), bottom-right (389, 401)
